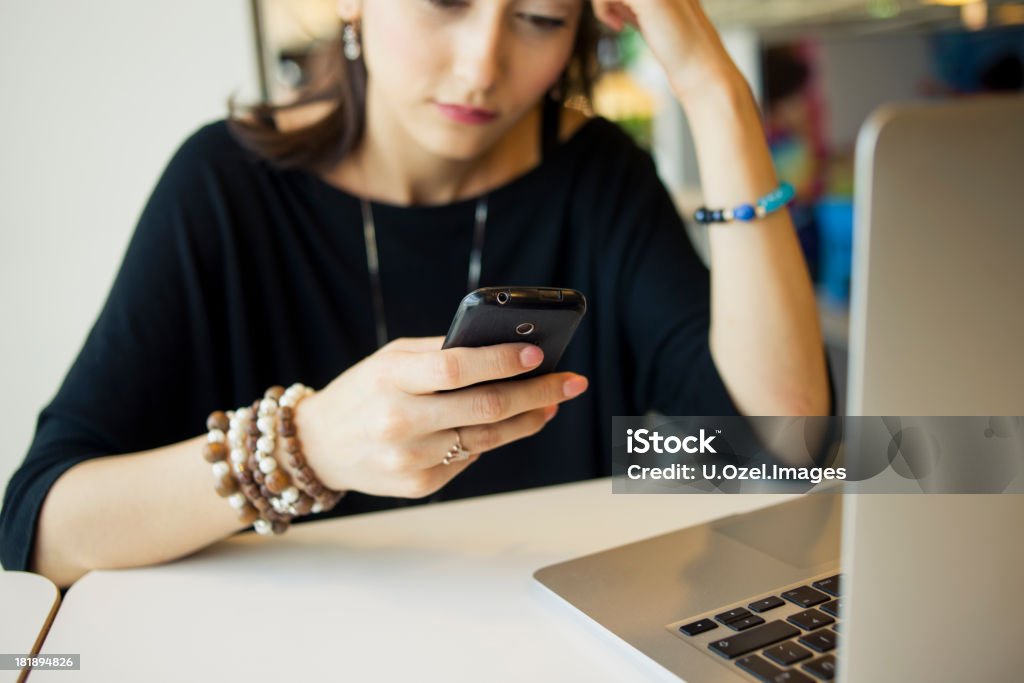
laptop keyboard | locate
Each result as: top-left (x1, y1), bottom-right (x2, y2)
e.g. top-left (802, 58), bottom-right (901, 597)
top-left (669, 573), bottom-right (842, 682)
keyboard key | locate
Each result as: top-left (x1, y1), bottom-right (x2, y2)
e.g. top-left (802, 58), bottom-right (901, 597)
top-left (782, 586), bottom-right (830, 608)
top-left (803, 654), bottom-right (837, 680)
top-left (727, 615), bottom-right (766, 631)
top-left (787, 609), bottom-right (835, 631)
top-left (799, 628), bottom-right (838, 653)
top-left (715, 607), bottom-right (752, 624)
top-left (709, 621), bottom-right (800, 659)
top-left (812, 575), bottom-right (841, 597)
top-left (831, 623), bottom-right (840, 633)
top-left (679, 619), bottom-right (718, 636)
top-left (736, 654), bottom-right (815, 683)
top-left (820, 599), bottom-right (840, 617)
top-left (763, 641), bottom-right (813, 666)
top-left (749, 596), bottom-right (786, 613)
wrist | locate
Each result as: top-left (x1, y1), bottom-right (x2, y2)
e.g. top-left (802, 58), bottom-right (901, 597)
top-left (673, 68), bottom-right (758, 124)
top-left (290, 389), bottom-right (339, 492)
top-left (273, 384), bottom-right (347, 515)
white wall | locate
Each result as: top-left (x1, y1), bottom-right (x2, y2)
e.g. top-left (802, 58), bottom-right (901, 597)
top-left (0, 2), bottom-right (258, 491)
top-left (816, 32), bottom-right (934, 150)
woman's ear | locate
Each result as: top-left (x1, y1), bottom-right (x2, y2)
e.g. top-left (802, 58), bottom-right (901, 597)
top-left (336, 0), bottom-right (362, 21)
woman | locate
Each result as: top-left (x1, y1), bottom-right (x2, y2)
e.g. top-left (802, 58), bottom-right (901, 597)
top-left (0, 0), bottom-right (830, 587)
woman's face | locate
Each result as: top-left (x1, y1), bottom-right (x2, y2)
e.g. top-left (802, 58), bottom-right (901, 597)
top-left (355, 0), bottom-right (583, 161)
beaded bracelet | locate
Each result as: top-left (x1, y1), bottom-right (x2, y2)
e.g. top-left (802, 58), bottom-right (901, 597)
top-left (276, 384), bottom-right (345, 514)
top-left (694, 181), bottom-right (795, 225)
top-left (238, 400), bottom-right (293, 535)
top-left (251, 389), bottom-right (317, 519)
top-left (244, 400), bottom-right (296, 535)
top-left (204, 383), bottom-right (343, 536)
top-left (204, 411), bottom-right (260, 527)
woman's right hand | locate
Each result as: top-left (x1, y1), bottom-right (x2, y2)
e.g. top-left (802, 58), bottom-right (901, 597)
top-left (291, 337), bottom-right (589, 499)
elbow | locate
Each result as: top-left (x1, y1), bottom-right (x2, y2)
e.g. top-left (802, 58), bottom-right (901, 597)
top-left (32, 563), bottom-right (86, 590)
top-left (30, 536), bottom-right (90, 589)
top-left (28, 481), bottom-right (92, 589)
top-left (772, 385), bottom-right (831, 417)
top-left (734, 381), bottom-right (830, 417)
top-left (765, 356), bottom-right (833, 416)
top-left (737, 394), bottom-right (828, 417)
top-left (776, 397), bottom-right (829, 417)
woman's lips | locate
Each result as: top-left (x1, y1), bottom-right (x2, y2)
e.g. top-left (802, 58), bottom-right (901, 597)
top-left (435, 102), bottom-right (498, 125)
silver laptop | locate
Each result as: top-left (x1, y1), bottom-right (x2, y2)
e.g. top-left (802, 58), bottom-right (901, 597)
top-left (534, 96), bottom-right (1024, 682)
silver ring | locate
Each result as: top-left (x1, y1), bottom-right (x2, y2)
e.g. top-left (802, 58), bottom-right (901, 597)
top-left (442, 428), bottom-right (471, 466)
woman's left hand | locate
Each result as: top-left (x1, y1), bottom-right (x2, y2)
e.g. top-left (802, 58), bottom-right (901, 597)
top-left (590, 0), bottom-right (742, 99)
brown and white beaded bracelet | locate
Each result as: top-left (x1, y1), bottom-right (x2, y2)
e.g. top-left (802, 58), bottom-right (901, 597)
top-left (234, 401), bottom-right (293, 535)
top-left (203, 403), bottom-right (290, 536)
top-left (205, 384), bottom-right (344, 535)
top-left (250, 388), bottom-right (317, 519)
top-left (204, 410), bottom-right (260, 527)
top-left (276, 384), bottom-right (345, 514)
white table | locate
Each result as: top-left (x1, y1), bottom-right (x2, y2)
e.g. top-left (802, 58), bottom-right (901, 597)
top-left (37, 479), bottom-right (794, 681)
top-left (0, 570), bottom-right (61, 683)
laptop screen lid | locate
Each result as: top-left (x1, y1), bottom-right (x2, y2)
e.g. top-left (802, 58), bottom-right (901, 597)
top-left (841, 95), bottom-right (1024, 682)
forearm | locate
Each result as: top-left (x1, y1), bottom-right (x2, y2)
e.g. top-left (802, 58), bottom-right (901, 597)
top-left (32, 434), bottom-right (247, 587)
top-left (676, 74), bottom-right (829, 415)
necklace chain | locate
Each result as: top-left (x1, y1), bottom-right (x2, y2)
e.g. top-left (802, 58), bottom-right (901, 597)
top-left (360, 197), bottom-right (488, 349)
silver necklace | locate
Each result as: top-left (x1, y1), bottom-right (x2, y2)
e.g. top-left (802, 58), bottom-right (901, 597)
top-left (360, 196), bottom-right (488, 349)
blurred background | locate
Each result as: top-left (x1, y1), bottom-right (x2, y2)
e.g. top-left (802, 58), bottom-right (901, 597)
top-left (1, 0), bottom-right (1022, 488)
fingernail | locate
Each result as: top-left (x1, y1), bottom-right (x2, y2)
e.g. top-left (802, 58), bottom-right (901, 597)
top-left (544, 405), bottom-right (559, 422)
top-left (520, 345), bottom-right (543, 368)
top-left (563, 375), bottom-right (588, 398)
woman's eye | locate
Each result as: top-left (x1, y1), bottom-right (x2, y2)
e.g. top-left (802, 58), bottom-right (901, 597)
top-left (518, 13), bottom-right (567, 30)
top-left (424, 0), bottom-right (566, 31)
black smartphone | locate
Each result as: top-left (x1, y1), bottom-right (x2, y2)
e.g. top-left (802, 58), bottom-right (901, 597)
top-left (442, 287), bottom-right (587, 379)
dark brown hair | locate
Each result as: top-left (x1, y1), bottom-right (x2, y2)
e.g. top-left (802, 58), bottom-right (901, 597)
top-left (227, 7), bottom-right (600, 174)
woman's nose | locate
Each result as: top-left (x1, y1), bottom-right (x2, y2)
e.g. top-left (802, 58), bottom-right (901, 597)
top-left (452, 20), bottom-right (504, 95)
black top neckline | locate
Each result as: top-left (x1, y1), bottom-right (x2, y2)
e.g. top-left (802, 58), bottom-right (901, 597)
top-left (296, 115), bottom-right (603, 217)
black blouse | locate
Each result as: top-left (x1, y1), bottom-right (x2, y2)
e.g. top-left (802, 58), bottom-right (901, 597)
top-left (1, 111), bottom-right (738, 571)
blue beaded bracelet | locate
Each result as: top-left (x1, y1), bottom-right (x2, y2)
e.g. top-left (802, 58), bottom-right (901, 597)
top-left (693, 182), bottom-right (795, 224)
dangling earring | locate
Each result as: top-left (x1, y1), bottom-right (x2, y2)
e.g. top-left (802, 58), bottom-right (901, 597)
top-left (343, 21), bottom-right (362, 61)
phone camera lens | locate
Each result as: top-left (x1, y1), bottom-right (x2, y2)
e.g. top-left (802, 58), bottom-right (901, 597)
top-left (496, 291), bottom-right (510, 305)
top-left (515, 322), bottom-right (535, 336)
